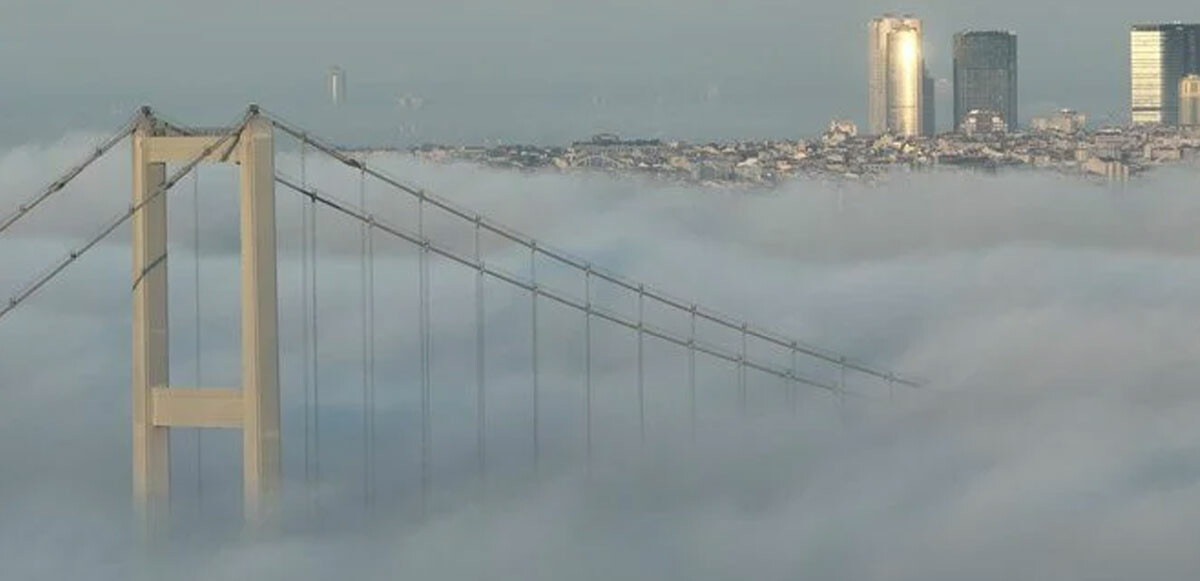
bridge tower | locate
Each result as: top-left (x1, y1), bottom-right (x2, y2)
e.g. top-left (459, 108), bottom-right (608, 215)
top-left (131, 108), bottom-right (281, 528)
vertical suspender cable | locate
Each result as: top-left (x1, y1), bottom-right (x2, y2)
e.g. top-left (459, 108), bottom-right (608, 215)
top-left (474, 217), bottom-right (486, 481)
top-left (302, 137), bottom-right (316, 508)
top-left (531, 244), bottom-right (539, 471)
top-left (300, 135), bottom-right (311, 507)
top-left (359, 167), bottom-right (375, 508)
top-left (360, 167), bottom-right (367, 507)
top-left (739, 323), bottom-right (748, 416)
top-left (419, 195), bottom-right (431, 515)
top-left (790, 343), bottom-right (799, 416)
top-left (367, 205), bottom-right (376, 509)
top-left (584, 267), bottom-right (593, 466)
top-left (192, 168), bottom-right (203, 506)
top-left (838, 358), bottom-right (847, 424)
top-left (637, 285), bottom-right (645, 445)
top-left (689, 305), bottom-right (697, 443)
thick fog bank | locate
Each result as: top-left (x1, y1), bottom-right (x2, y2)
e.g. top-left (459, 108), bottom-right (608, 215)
top-left (3, 135), bottom-right (1200, 580)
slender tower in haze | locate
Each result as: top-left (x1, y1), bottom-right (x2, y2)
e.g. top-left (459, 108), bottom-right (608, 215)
top-left (869, 15), bottom-right (927, 137)
top-left (329, 66), bottom-right (346, 107)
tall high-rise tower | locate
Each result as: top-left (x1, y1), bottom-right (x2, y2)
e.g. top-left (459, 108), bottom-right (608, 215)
top-left (869, 15), bottom-right (926, 136)
top-left (923, 66), bottom-right (936, 136)
top-left (1130, 24), bottom-right (1200, 125)
top-left (329, 66), bottom-right (346, 106)
top-left (1181, 74), bottom-right (1200, 126)
top-left (953, 31), bottom-right (1018, 131)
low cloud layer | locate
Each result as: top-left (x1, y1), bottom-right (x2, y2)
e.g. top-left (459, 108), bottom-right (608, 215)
top-left (3, 133), bottom-right (1200, 580)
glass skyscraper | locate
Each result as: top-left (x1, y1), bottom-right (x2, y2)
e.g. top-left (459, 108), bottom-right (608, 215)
top-left (953, 31), bottom-right (1018, 131)
top-left (1130, 24), bottom-right (1200, 125)
top-left (869, 15), bottom-right (929, 137)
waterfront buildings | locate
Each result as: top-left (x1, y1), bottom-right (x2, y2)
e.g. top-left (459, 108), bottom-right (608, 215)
top-left (1130, 24), bottom-right (1200, 125)
top-left (869, 15), bottom-right (929, 137)
top-left (953, 31), bottom-right (1018, 131)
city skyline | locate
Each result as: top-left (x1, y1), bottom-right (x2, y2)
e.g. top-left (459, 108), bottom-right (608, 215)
top-left (6, 1), bottom-right (1200, 147)
top-left (863, 17), bottom-right (1200, 136)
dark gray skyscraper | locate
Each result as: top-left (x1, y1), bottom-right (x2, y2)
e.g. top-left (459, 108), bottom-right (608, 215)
top-left (922, 66), bottom-right (936, 136)
top-left (953, 31), bottom-right (1018, 131)
top-left (1130, 24), bottom-right (1200, 125)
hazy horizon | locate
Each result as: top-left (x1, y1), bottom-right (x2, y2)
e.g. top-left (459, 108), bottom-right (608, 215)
top-left (4, 0), bottom-right (1199, 147)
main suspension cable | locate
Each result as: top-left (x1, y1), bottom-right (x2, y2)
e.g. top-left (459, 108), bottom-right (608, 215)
top-left (0, 114), bottom-right (138, 236)
top-left (265, 112), bottom-right (918, 389)
top-left (1, 114), bottom-right (250, 324)
top-left (273, 174), bottom-right (842, 394)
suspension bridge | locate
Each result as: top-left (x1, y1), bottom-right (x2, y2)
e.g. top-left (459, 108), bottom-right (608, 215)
top-left (0, 105), bottom-right (919, 532)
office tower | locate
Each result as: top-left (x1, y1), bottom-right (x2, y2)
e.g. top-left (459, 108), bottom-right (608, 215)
top-left (953, 31), bottom-right (1018, 131)
top-left (1130, 24), bottom-right (1200, 125)
top-left (1182, 74), bottom-right (1200, 126)
top-left (869, 15), bottom-right (926, 136)
top-left (329, 66), bottom-right (346, 106)
top-left (923, 66), bottom-right (936, 136)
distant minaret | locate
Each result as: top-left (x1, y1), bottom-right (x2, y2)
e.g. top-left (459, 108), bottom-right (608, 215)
top-left (329, 66), bottom-right (346, 106)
